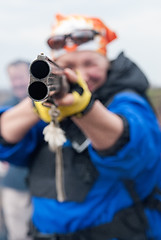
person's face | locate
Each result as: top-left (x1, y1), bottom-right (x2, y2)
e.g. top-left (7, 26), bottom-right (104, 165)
top-left (55, 51), bottom-right (109, 92)
top-left (7, 63), bottom-right (29, 100)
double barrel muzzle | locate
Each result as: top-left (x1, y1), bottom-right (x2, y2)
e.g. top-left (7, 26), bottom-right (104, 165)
top-left (28, 56), bottom-right (69, 101)
top-left (28, 60), bottom-right (52, 101)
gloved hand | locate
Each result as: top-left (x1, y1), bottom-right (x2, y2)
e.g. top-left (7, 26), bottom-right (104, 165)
top-left (33, 70), bottom-right (94, 122)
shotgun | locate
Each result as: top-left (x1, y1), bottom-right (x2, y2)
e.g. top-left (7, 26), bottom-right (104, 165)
top-left (28, 53), bottom-right (69, 101)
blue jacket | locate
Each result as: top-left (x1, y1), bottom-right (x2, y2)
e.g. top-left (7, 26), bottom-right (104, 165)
top-left (0, 53), bottom-right (161, 239)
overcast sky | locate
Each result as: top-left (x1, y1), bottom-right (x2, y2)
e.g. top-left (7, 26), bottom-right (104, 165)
top-left (0, 0), bottom-right (161, 89)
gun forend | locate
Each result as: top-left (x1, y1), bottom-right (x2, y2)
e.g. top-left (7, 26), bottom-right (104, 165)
top-left (28, 53), bottom-right (69, 101)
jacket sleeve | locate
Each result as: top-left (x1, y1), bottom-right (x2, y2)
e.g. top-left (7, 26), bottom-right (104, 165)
top-left (0, 108), bottom-right (46, 166)
top-left (88, 91), bottom-right (161, 179)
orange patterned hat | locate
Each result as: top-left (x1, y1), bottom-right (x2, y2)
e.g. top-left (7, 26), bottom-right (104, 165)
top-left (48, 14), bottom-right (117, 58)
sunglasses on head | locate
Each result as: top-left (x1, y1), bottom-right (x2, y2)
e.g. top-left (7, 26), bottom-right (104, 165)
top-left (47, 29), bottom-right (100, 50)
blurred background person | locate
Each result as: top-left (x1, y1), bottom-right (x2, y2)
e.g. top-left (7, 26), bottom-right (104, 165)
top-left (0, 60), bottom-right (32, 240)
top-left (0, 60), bottom-right (30, 105)
top-left (0, 161), bottom-right (8, 240)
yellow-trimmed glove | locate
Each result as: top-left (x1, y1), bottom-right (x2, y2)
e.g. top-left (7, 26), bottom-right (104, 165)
top-left (33, 71), bottom-right (94, 122)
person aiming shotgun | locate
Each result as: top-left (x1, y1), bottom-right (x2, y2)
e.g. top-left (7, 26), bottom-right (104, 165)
top-left (0, 14), bottom-right (161, 240)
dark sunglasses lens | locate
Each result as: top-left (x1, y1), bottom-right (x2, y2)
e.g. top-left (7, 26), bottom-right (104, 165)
top-left (47, 36), bottom-right (65, 49)
top-left (47, 30), bottom-right (99, 49)
top-left (71, 30), bottom-right (94, 44)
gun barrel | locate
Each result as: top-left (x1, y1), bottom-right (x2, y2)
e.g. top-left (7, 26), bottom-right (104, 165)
top-left (30, 60), bottom-right (50, 79)
top-left (28, 59), bottom-right (50, 101)
top-left (28, 80), bottom-right (48, 102)
top-left (28, 54), bottom-right (69, 101)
